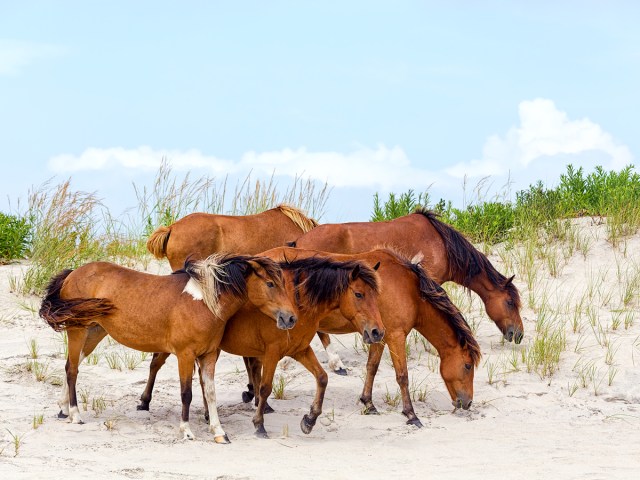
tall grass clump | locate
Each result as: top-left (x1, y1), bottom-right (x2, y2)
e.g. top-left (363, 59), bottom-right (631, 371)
top-left (18, 180), bottom-right (103, 295)
top-left (0, 212), bottom-right (31, 263)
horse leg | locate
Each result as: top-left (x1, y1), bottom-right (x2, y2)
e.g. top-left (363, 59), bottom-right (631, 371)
top-left (318, 332), bottom-right (347, 375)
top-left (241, 356), bottom-right (255, 403)
top-left (198, 351), bottom-right (230, 444)
top-left (252, 352), bottom-right (279, 438)
top-left (386, 331), bottom-right (422, 427)
top-left (244, 357), bottom-right (274, 413)
top-left (138, 352), bottom-right (170, 411)
top-left (359, 341), bottom-right (385, 415)
top-left (176, 354), bottom-right (196, 440)
top-left (62, 328), bottom-right (90, 424)
top-left (292, 346), bottom-right (328, 435)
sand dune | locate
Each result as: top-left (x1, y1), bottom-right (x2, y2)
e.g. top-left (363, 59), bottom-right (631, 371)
top-left (1, 219), bottom-right (639, 479)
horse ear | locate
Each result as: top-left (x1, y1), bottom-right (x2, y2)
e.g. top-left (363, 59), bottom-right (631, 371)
top-left (244, 260), bottom-right (260, 276)
top-left (373, 261), bottom-right (380, 271)
top-left (505, 275), bottom-right (515, 285)
top-left (350, 264), bottom-right (361, 281)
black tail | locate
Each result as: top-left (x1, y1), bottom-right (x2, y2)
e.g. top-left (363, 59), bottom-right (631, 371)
top-left (39, 269), bottom-right (116, 332)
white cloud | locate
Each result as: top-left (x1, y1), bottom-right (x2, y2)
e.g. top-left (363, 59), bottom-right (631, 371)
top-left (446, 98), bottom-right (634, 179)
top-left (0, 39), bottom-right (64, 75)
top-left (49, 144), bottom-right (444, 190)
top-left (47, 98), bottom-right (635, 199)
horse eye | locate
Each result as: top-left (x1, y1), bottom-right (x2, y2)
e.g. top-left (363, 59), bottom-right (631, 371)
top-left (266, 281), bottom-right (275, 288)
top-left (354, 292), bottom-right (363, 299)
top-left (464, 363), bottom-right (472, 371)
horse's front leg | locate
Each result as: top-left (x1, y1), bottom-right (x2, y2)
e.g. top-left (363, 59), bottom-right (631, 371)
top-left (138, 352), bottom-right (171, 411)
top-left (386, 331), bottom-right (422, 427)
top-left (359, 341), bottom-right (385, 415)
top-left (241, 356), bottom-right (256, 403)
top-left (176, 354), bottom-right (196, 440)
top-left (62, 328), bottom-right (90, 424)
top-left (252, 352), bottom-right (279, 438)
top-left (292, 346), bottom-right (328, 435)
top-left (198, 351), bottom-right (230, 444)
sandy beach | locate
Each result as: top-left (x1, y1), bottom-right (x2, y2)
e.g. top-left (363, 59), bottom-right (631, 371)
top-left (1, 218), bottom-right (640, 480)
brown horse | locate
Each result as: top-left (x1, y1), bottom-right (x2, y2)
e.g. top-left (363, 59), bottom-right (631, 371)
top-left (82, 248), bottom-right (385, 438)
top-left (39, 254), bottom-right (295, 444)
top-left (292, 207), bottom-right (523, 344)
top-left (147, 204), bottom-right (318, 271)
top-left (242, 248), bottom-right (482, 427)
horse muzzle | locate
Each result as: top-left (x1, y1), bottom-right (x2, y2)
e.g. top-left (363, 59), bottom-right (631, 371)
top-left (452, 396), bottom-right (472, 410)
top-left (362, 326), bottom-right (385, 344)
top-left (504, 325), bottom-right (524, 344)
top-left (276, 311), bottom-right (297, 330)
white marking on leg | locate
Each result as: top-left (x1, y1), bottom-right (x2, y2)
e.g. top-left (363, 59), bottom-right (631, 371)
top-left (180, 420), bottom-right (195, 440)
top-left (58, 353), bottom-right (83, 415)
top-left (183, 278), bottom-right (204, 301)
top-left (202, 372), bottom-right (227, 442)
top-left (326, 340), bottom-right (346, 372)
top-left (69, 405), bottom-right (83, 424)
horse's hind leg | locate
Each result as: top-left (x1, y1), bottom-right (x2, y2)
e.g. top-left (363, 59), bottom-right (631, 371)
top-left (176, 354), bottom-right (196, 440)
top-left (138, 352), bottom-right (170, 411)
top-left (62, 328), bottom-right (90, 424)
top-left (198, 351), bottom-right (230, 444)
top-left (360, 341), bottom-right (385, 415)
top-left (318, 332), bottom-right (347, 375)
top-left (292, 346), bottom-right (328, 435)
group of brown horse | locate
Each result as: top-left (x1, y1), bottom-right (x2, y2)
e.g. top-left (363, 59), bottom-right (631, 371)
top-left (39, 204), bottom-right (523, 443)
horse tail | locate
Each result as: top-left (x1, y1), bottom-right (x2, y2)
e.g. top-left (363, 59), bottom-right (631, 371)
top-left (276, 204), bottom-right (319, 233)
top-left (147, 225), bottom-right (172, 259)
top-left (39, 269), bottom-right (116, 332)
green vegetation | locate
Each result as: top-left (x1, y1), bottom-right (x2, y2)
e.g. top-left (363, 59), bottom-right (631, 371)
top-left (373, 164), bottom-right (640, 247)
top-left (10, 161), bottom-right (329, 295)
top-left (0, 212), bottom-right (31, 263)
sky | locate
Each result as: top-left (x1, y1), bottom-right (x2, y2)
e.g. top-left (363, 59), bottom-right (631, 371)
top-left (1, 1), bottom-right (638, 222)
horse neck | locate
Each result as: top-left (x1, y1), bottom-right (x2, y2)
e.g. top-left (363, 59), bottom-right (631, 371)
top-left (414, 302), bottom-right (462, 357)
top-left (212, 293), bottom-right (248, 322)
top-left (465, 272), bottom-right (500, 306)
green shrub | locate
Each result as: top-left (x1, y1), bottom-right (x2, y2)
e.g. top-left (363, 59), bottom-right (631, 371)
top-left (371, 190), bottom-right (431, 222)
top-left (0, 212), bottom-right (31, 263)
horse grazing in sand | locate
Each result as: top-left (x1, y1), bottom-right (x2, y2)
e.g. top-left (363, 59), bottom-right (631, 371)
top-left (291, 207), bottom-right (522, 377)
top-left (132, 248), bottom-right (385, 438)
top-left (146, 204), bottom-right (318, 271)
top-left (242, 248), bottom-right (481, 427)
top-left (39, 254), bottom-right (295, 444)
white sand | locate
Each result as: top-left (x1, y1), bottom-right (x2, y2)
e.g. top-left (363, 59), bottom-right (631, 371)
top-left (1, 219), bottom-right (639, 479)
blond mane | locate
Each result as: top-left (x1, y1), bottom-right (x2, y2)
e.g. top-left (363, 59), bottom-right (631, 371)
top-left (275, 204), bottom-right (319, 233)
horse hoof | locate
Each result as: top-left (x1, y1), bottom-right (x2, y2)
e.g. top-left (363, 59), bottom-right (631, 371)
top-left (264, 403), bottom-right (275, 414)
top-left (214, 434), bottom-right (231, 444)
top-left (334, 368), bottom-right (348, 376)
top-left (255, 426), bottom-right (269, 439)
top-left (57, 410), bottom-right (69, 419)
top-left (407, 417), bottom-right (423, 428)
top-left (363, 405), bottom-right (379, 415)
top-left (183, 432), bottom-right (195, 440)
top-left (300, 414), bottom-right (315, 434)
top-left (136, 403), bottom-right (150, 411)
top-left (242, 391), bottom-right (255, 403)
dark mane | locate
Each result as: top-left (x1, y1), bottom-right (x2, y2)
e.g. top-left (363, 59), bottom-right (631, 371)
top-left (413, 207), bottom-right (521, 310)
top-left (182, 254), bottom-right (284, 315)
top-left (401, 256), bottom-right (481, 366)
top-left (282, 256), bottom-right (378, 310)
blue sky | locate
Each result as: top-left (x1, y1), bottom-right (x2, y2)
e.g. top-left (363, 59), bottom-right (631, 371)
top-left (1, 1), bottom-right (638, 221)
